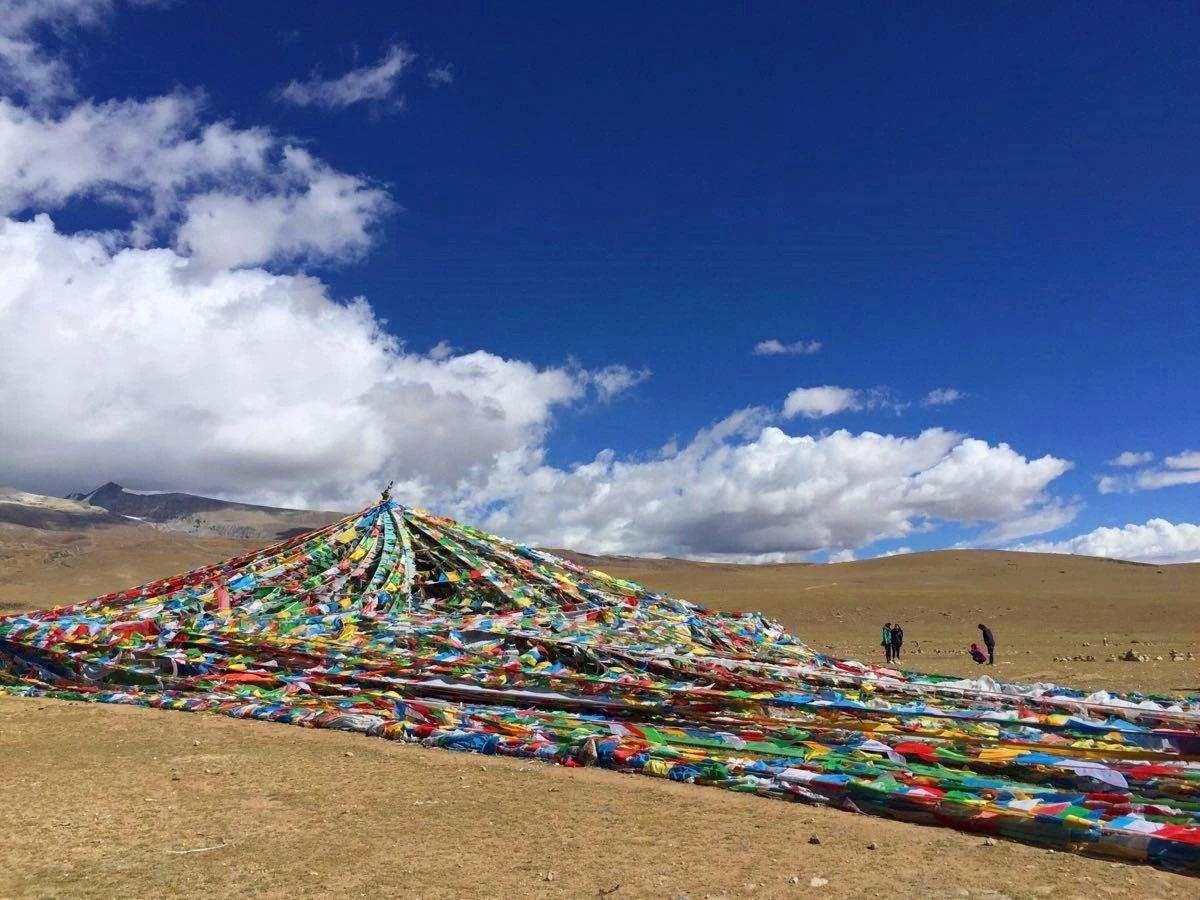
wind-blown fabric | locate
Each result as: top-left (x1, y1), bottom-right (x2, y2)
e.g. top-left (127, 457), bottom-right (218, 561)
top-left (2, 500), bottom-right (1198, 872)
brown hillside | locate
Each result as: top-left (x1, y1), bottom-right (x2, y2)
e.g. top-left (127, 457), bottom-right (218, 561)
top-left (580, 548), bottom-right (1200, 694)
top-left (2, 525), bottom-right (1198, 897)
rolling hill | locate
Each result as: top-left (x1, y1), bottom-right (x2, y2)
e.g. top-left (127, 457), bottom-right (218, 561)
top-left (63, 482), bottom-right (343, 540)
top-left (1, 486), bottom-right (1196, 692)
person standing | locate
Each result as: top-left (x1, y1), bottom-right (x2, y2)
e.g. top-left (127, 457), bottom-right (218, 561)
top-left (978, 623), bottom-right (996, 665)
top-left (890, 622), bottom-right (904, 661)
top-left (881, 622), bottom-right (894, 664)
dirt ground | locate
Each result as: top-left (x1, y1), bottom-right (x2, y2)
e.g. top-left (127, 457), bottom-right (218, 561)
top-left (589, 549), bottom-right (1200, 695)
top-left (0, 523), bottom-right (254, 616)
top-left (1, 697), bottom-right (1196, 900)
top-left (1, 524), bottom-right (1198, 897)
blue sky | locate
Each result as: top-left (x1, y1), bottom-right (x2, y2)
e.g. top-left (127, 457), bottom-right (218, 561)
top-left (1, 1), bottom-right (1197, 562)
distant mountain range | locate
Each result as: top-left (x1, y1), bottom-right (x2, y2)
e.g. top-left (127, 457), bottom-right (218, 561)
top-left (0, 486), bottom-right (124, 530)
top-left (1, 482), bottom-right (343, 541)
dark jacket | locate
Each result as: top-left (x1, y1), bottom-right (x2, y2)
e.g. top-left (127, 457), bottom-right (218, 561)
top-left (979, 625), bottom-right (995, 648)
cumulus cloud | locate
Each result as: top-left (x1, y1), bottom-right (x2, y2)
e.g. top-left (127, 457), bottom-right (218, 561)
top-left (474, 421), bottom-right (1072, 561)
top-left (0, 214), bottom-right (600, 507)
top-left (782, 385), bottom-right (861, 419)
top-left (0, 93), bottom-right (389, 267)
top-left (921, 387), bottom-right (963, 408)
top-left (782, 385), bottom-right (903, 419)
top-left (279, 44), bottom-right (418, 109)
top-left (1011, 519), bottom-right (1200, 565)
top-left (1097, 450), bottom-right (1200, 494)
top-left (0, 0), bottom-right (117, 105)
top-left (753, 338), bottom-right (821, 356)
top-left (1108, 450), bottom-right (1153, 467)
top-left (175, 148), bottom-right (392, 269)
top-left (0, 93), bottom-right (269, 215)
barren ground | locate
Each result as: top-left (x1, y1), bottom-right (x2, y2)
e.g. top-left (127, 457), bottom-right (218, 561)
top-left (1, 524), bottom-right (1197, 898)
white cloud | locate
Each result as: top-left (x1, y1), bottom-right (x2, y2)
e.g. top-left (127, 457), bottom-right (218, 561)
top-left (427, 340), bottom-right (456, 361)
top-left (473, 421), bottom-right (1072, 561)
top-left (753, 338), bottom-right (821, 356)
top-left (0, 94), bottom-right (389, 267)
top-left (981, 497), bottom-right (1081, 542)
top-left (1012, 519), bottom-right (1200, 565)
top-left (781, 385), bottom-right (904, 419)
top-left (782, 385), bottom-right (861, 419)
top-left (175, 148), bottom-right (391, 269)
top-left (279, 44), bottom-right (418, 109)
top-left (1131, 468), bottom-right (1200, 491)
top-left (921, 387), bottom-right (963, 407)
top-left (0, 214), bottom-right (602, 507)
top-left (589, 365), bottom-right (651, 402)
top-left (0, 0), bottom-right (116, 105)
top-left (1097, 450), bottom-right (1200, 494)
top-left (0, 93), bottom-right (268, 214)
top-left (1108, 450), bottom-right (1153, 467)
top-left (1165, 450), bottom-right (1200, 470)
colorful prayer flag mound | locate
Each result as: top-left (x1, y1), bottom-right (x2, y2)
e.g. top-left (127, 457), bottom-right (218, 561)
top-left (2, 499), bottom-right (1198, 872)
